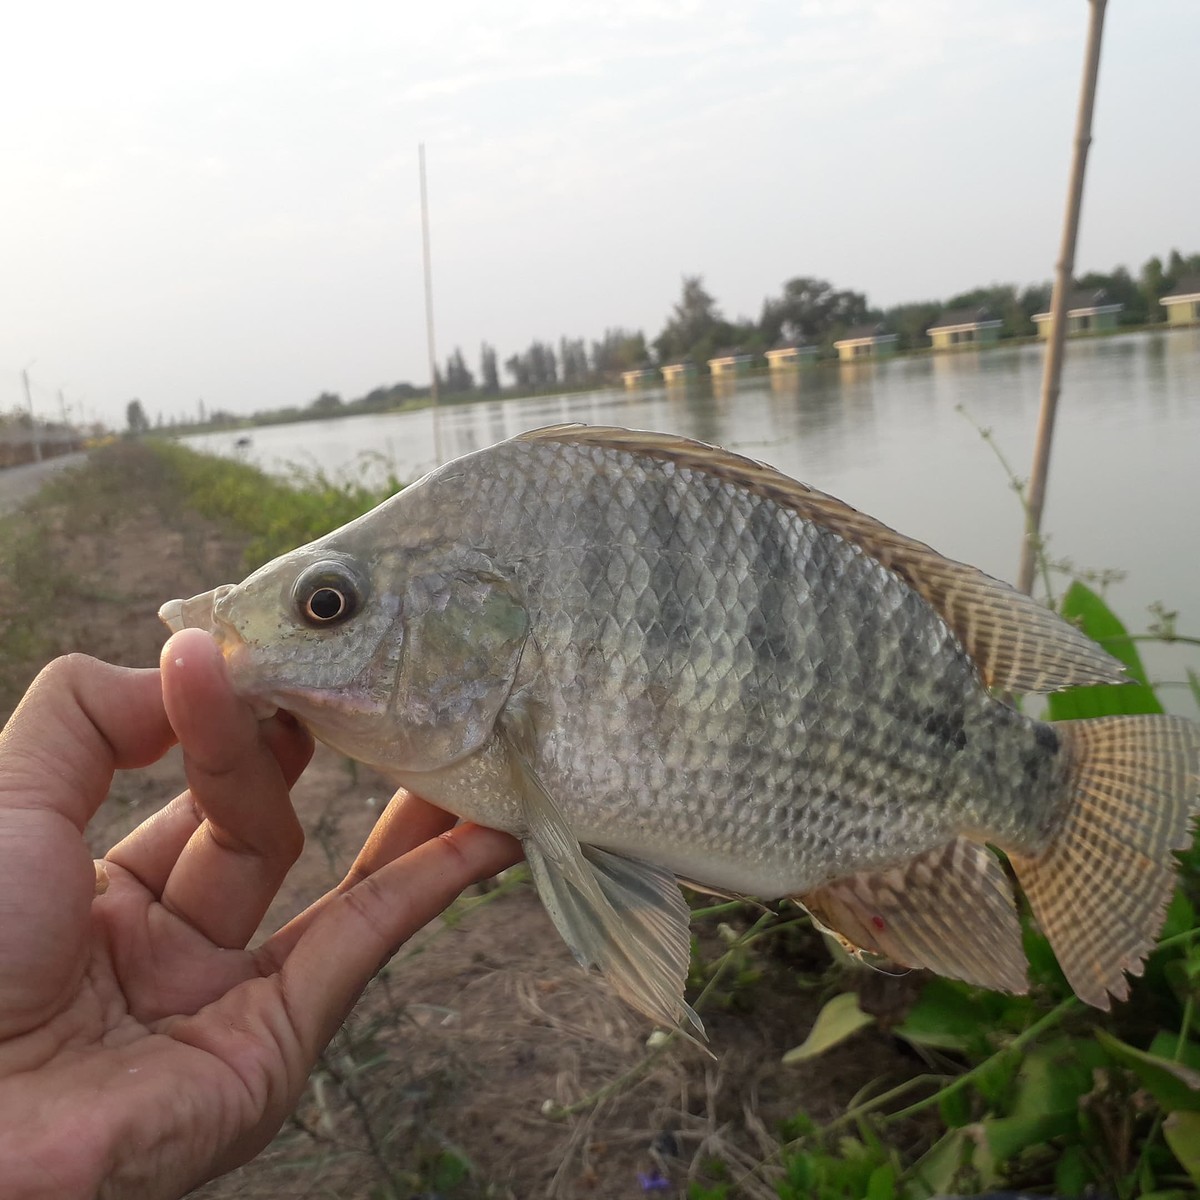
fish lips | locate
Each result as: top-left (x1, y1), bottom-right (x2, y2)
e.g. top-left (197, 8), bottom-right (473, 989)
top-left (158, 585), bottom-right (236, 635)
top-left (158, 585), bottom-right (280, 719)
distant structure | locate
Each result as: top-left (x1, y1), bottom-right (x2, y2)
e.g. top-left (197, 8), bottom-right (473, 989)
top-left (1160, 275), bottom-right (1200, 326)
top-left (764, 341), bottom-right (819, 372)
top-left (833, 324), bottom-right (898, 361)
top-left (660, 359), bottom-right (699, 385)
top-left (1032, 287), bottom-right (1123, 337)
top-left (707, 349), bottom-right (754, 378)
top-left (927, 307), bottom-right (1003, 350)
top-left (620, 366), bottom-right (658, 390)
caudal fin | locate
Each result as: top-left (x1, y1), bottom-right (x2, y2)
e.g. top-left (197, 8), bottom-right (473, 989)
top-left (1010, 716), bottom-right (1200, 1009)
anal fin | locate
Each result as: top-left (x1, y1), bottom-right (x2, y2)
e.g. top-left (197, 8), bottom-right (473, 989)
top-left (798, 837), bottom-right (1028, 995)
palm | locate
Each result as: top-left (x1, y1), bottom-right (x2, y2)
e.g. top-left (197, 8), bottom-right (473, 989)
top-left (0, 633), bottom-right (520, 1200)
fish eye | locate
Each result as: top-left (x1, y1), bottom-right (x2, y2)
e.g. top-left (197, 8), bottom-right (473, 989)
top-left (292, 562), bottom-right (364, 627)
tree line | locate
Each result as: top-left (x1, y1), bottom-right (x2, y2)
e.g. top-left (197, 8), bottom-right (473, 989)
top-left (170, 247), bottom-right (1200, 431)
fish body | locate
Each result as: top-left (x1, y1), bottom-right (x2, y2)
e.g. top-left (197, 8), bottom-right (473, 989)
top-left (161, 426), bottom-right (1199, 1030)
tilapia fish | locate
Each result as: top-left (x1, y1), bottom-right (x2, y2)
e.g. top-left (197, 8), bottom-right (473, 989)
top-left (161, 425), bottom-right (1199, 1031)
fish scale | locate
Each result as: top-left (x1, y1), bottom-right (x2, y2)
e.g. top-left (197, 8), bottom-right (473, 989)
top-left (159, 424), bottom-right (1200, 1026)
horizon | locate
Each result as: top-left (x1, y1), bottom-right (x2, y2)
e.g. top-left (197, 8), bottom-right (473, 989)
top-left (3, 1), bottom-right (1198, 429)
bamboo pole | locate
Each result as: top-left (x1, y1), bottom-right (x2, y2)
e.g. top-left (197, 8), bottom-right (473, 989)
top-left (1016, 0), bottom-right (1108, 596)
top-left (419, 142), bottom-right (444, 465)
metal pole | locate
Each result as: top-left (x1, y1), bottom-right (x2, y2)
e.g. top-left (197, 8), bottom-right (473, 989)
top-left (21, 368), bottom-right (42, 463)
top-left (1016, 0), bottom-right (1108, 595)
top-left (419, 142), bottom-right (444, 465)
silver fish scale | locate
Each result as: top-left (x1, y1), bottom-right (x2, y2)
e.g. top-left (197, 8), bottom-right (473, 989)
top-left (416, 439), bottom-right (1062, 896)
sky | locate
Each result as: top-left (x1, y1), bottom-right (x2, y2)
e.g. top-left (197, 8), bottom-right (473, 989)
top-left (2, 0), bottom-right (1197, 430)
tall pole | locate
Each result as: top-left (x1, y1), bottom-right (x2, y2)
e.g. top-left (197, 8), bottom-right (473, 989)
top-left (419, 142), bottom-right (444, 465)
top-left (1016, 0), bottom-right (1108, 595)
top-left (21, 368), bottom-right (43, 463)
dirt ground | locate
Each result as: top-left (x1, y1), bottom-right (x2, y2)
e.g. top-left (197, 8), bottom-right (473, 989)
top-left (0, 449), bottom-right (934, 1199)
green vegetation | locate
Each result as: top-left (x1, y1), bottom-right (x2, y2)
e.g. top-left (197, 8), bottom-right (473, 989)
top-left (143, 440), bottom-right (400, 568)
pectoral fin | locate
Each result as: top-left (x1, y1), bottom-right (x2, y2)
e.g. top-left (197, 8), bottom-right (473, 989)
top-left (504, 731), bottom-right (700, 1035)
top-left (799, 837), bottom-right (1028, 994)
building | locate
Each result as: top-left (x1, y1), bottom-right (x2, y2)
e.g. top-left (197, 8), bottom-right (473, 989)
top-left (832, 324), bottom-right (898, 361)
top-left (1160, 275), bottom-right (1200, 326)
top-left (707, 350), bottom-right (754, 378)
top-left (764, 341), bottom-right (819, 371)
top-left (620, 367), bottom-right (658, 389)
top-left (660, 359), bottom-right (699, 385)
top-left (927, 307), bottom-right (1003, 350)
top-left (1032, 288), bottom-right (1123, 338)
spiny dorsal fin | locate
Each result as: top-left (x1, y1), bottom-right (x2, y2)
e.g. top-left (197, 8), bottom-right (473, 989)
top-left (799, 837), bottom-right (1028, 994)
top-left (517, 425), bottom-right (1125, 694)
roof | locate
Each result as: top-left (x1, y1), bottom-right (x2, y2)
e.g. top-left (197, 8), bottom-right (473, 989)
top-left (833, 324), bottom-right (897, 346)
top-left (927, 306), bottom-right (1003, 332)
top-left (707, 348), bottom-right (752, 363)
top-left (661, 358), bottom-right (696, 369)
top-left (1032, 288), bottom-right (1124, 320)
top-left (1161, 274), bottom-right (1200, 302)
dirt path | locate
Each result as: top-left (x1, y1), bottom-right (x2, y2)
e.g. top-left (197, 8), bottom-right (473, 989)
top-left (0, 451), bottom-right (88, 515)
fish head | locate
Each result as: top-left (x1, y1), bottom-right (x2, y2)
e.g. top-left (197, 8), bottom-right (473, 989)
top-left (159, 539), bottom-right (531, 776)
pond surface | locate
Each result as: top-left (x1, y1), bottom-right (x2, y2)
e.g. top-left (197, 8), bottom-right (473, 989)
top-left (185, 329), bottom-right (1200, 710)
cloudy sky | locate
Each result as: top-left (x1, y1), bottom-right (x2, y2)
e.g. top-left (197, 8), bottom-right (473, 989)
top-left (3, 0), bottom-right (1197, 429)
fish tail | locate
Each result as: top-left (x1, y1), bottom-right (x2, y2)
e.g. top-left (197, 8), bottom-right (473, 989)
top-left (1009, 715), bottom-right (1200, 1009)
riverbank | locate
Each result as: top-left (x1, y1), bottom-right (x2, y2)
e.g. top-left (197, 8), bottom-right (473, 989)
top-left (166, 320), bottom-right (1192, 441)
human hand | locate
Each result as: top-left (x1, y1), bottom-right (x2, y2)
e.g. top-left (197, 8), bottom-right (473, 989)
top-left (0, 629), bottom-right (521, 1200)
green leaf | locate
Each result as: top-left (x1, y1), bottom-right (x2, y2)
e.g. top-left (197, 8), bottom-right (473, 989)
top-left (1164, 1111), bottom-right (1200, 1187)
top-left (782, 992), bottom-right (874, 1064)
top-left (1148, 1031), bottom-right (1200, 1071)
top-left (1054, 1144), bottom-right (1093, 1194)
top-left (1095, 1029), bottom-right (1200, 1112)
top-left (1188, 668), bottom-right (1200, 712)
top-left (983, 1110), bottom-right (1078, 1162)
top-left (939, 1085), bottom-right (973, 1129)
top-left (865, 1163), bottom-right (896, 1200)
top-left (1047, 581), bottom-right (1164, 719)
top-left (1009, 1037), bottom-right (1104, 1119)
top-left (894, 978), bottom-right (1007, 1055)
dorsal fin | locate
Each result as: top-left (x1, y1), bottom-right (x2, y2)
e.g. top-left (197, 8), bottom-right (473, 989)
top-left (516, 425), bottom-right (1126, 694)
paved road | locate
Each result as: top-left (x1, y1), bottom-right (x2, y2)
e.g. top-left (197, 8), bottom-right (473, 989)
top-left (0, 453), bottom-right (88, 517)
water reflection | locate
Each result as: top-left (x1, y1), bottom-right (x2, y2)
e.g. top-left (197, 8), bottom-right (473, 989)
top-left (183, 331), bottom-right (1200, 711)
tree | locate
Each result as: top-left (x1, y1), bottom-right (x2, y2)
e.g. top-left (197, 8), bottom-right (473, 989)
top-left (126, 399), bottom-right (150, 436)
top-left (1141, 255), bottom-right (1167, 324)
top-left (443, 347), bottom-right (474, 394)
top-left (759, 277), bottom-right (870, 345)
top-left (591, 328), bottom-right (649, 376)
top-left (558, 337), bottom-right (589, 386)
top-left (308, 392), bottom-right (343, 416)
top-left (654, 276), bottom-right (729, 364)
top-left (480, 343), bottom-right (500, 394)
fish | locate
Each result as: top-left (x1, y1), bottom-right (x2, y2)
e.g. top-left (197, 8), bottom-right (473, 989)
top-left (160, 425), bottom-right (1200, 1033)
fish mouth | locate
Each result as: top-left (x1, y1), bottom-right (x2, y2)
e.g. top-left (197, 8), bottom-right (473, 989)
top-left (159, 586), bottom-right (278, 719)
top-left (158, 585), bottom-right (236, 635)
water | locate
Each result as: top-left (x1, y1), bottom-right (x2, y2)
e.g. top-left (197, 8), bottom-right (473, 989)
top-left (185, 328), bottom-right (1200, 710)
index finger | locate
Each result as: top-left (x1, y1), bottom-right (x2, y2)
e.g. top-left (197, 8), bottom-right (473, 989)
top-left (0, 655), bottom-right (173, 830)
